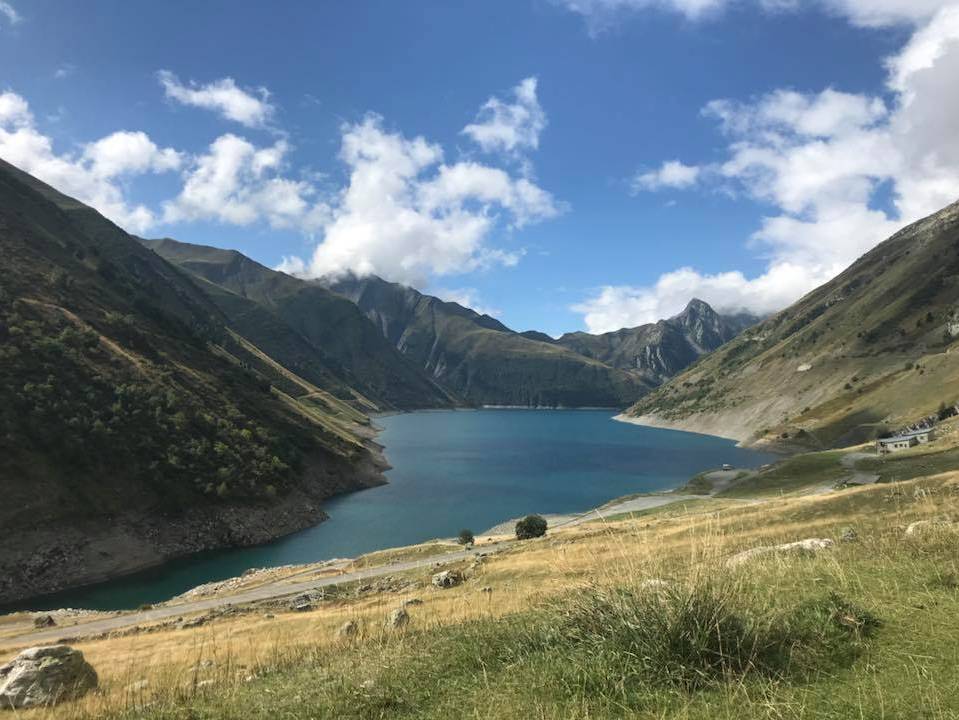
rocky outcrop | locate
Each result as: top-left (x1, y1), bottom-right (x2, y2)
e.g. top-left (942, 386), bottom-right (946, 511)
top-left (385, 607), bottom-right (410, 630)
top-left (431, 570), bottom-right (463, 588)
top-left (905, 520), bottom-right (956, 536)
top-left (0, 645), bottom-right (97, 709)
top-left (725, 538), bottom-right (834, 568)
top-left (335, 620), bottom-right (359, 640)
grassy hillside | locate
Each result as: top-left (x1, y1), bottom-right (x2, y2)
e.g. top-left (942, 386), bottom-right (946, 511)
top-left (557, 298), bottom-right (758, 385)
top-left (0, 159), bottom-right (384, 604)
top-left (328, 274), bottom-right (652, 407)
top-left (624, 199), bottom-right (959, 448)
top-left (10, 452), bottom-right (959, 719)
top-left (143, 238), bottom-right (458, 411)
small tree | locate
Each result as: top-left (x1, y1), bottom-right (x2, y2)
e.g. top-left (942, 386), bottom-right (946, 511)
top-left (515, 514), bottom-right (547, 540)
top-left (457, 528), bottom-right (474, 546)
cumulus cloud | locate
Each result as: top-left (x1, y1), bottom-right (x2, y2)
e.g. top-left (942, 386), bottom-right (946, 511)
top-left (557, 0), bottom-right (951, 31)
top-left (631, 160), bottom-right (701, 191)
top-left (0, 92), bottom-right (180, 233)
top-left (0, 1), bottom-right (20, 26)
top-left (280, 113), bottom-right (560, 286)
top-left (576, 5), bottom-right (959, 332)
top-left (462, 77), bottom-right (546, 155)
top-left (163, 134), bottom-right (328, 231)
top-left (158, 70), bottom-right (274, 128)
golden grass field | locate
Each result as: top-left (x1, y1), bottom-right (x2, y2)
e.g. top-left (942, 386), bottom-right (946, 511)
top-left (5, 449), bottom-right (959, 718)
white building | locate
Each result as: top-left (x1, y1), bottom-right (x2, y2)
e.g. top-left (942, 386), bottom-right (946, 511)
top-left (876, 428), bottom-right (936, 455)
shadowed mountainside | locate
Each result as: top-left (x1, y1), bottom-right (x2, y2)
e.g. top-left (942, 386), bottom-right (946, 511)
top-left (0, 159), bottom-right (387, 604)
top-left (142, 238), bottom-right (459, 412)
top-left (325, 274), bottom-right (652, 408)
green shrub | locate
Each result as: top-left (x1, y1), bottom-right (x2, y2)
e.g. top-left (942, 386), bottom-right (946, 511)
top-left (515, 514), bottom-right (547, 540)
top-left (457, 529), bottom-right (475, 546)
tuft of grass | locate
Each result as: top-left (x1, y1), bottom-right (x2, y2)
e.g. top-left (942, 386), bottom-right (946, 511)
top-left (552, 580), bottom-right (877, 692)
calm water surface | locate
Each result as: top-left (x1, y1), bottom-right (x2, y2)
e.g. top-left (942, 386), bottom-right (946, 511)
top-left (14, 410), bottom-right (775, 611)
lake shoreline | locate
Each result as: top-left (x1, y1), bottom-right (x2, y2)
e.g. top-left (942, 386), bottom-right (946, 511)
top-left (5, 410), bottom-right (774, 613)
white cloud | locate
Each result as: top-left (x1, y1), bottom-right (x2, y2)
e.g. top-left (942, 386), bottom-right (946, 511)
top-left (631, 160), bottom-right (701, 191)
top-left (577, 5), bottom-right (959, 332)
top-left (557, 0), bottom-right (952, 30)
top-left (157, 70), bottom-right (274, 128)
top-left (53, 64), bottom-right (76, 80)
top-left (0, 92), bottom-right (180, 233)
top-left (431, 287), bottom-right (502, 317)
top-left (0, 1), bottom-right (20, 26)
top-left (462, 77), bottom-right (546, 155)
top-left (163, 134), bottom-right (328, 231)
top-left (281, 113), bottom-right (560, 286)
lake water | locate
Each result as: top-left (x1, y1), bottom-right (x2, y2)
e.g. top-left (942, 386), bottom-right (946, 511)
top-left (12, 410), bottom-right (775, 611)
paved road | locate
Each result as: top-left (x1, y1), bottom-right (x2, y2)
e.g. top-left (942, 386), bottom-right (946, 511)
top-left (1, 541), bottom-right (511, 650)
top-left (482, 494), bottom-right (704, 536)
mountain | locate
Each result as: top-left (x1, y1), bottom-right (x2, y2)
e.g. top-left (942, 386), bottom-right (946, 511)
top-left (142, 238), bottom-right (458, 411)
top-left (324, 274), bottom-right (652, 408)
top-left (0, 159), bottom-right (387, 604)
top-left (556, 299), bottom-right (759, 386)
top-left (623, 198), bottom-right (959, 449)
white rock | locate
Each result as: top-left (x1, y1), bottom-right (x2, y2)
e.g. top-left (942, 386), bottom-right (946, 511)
top-left (905, 520), bottom-right (955, 536)
top-left (725, 538), bottom-right (834, 568)
top-left (385, 607), bottom-right (409, 630)
top-left (0, 645), bottom-right (97, 709)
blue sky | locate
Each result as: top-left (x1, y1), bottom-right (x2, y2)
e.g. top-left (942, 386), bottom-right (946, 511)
top-left (1, 1), bottom-right (958, 336)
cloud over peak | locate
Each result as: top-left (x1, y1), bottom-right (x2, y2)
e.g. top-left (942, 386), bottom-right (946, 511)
top-left (158, 70), bottom-right (274, 128)
top-left (280, 113), bottom-right (560, 286)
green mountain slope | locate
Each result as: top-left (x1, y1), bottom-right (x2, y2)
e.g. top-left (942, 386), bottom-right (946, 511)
top-left (325, 274), bottom-right (651, 407)
top-left (623, 199), bottom-right (959, 449)
top-left (0, 159), bottom-right (385, 604)
top-left (143, 238), bottom-right (458, 411)
top-left (556, 299), bottom-right (758, 386)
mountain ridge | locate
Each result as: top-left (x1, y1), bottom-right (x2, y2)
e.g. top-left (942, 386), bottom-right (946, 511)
top-left (623, 197), bottom-right (959, 449)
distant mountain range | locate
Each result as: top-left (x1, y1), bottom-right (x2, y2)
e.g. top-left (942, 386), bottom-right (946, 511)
top-left (624, 198), bottom-right (959, 449)
top-left (553, 299), bottom-right (759, 386)
top-left (0, 158), bottom-right (758, 603)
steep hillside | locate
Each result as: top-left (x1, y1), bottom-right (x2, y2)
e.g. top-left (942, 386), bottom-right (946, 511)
top-left (143, 238), bottom-right (458, 411)
top-left (0, 159), bottom-right (386, 604)
top-left (624, 199), bottom-right (959, 448)
top-left (325, 274), bottom-right (651, 408)
top-left (557, 299), bottom-right (757, 385)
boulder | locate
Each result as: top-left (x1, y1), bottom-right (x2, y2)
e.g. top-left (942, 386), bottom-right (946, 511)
top-left (401, 598), bottom-right (423, 607)
top-left (839, 527), bottom-right (858, 543)
top-left (32, 615), bottom-right (56, 629)
top-left (905, 520), bottom-right (955, 536)
top-left (0, 645), bottom-right (97, 709)
top-left (385, 607), bottom-right (409, 630)
top-left (431, 570), bottom-right (463, 589)
top-left (725, 538), bottom-right (834, 568)
top-left (336, 620), bottom-right (359, 640)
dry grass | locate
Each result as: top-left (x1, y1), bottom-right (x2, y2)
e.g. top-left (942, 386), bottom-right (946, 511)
top-left (7, 469), bottom-right (959, 718)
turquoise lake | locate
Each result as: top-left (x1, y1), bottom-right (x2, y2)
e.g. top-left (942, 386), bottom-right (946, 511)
top-left (13, 410), bottom-right (776, 611)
